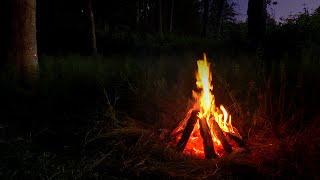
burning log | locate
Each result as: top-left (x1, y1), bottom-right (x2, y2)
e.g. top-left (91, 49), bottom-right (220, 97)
top-left (199, 118), bottom-right (217, 159)
top-left (226, 132), bottom-right (245, 147)
top-left (176, 110), bottom-right (199, 152)
top-left (210, 118), bottom-right (232, 153)
top-left (169, 54), bottom-right (243, 159)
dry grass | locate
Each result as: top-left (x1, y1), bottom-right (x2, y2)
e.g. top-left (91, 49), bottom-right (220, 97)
top-left (81, 118), bottom-right (257, 179)
top-left (0, 53), bottom-right (319, 179)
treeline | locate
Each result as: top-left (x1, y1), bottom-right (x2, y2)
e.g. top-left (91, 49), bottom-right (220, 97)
top-left (36, 0), bottom-right (234, 54)
top-left (1, 0), bottom-right (307, 56)
top-left (35, 0), bottom-right (270, 54)
top-left (1, 0), bottom-right (320, 80)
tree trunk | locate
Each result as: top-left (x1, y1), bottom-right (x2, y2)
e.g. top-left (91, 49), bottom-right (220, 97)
top-left (169, 0), bottom-right (174, 33)
top-left (215, 0), bottom-right (225, 35)
top-left (159, 0), bottom-right (163, 37)
top-left (201, 0), bottom-right (209, 38)
top-left (0, 1), bottom-right (9, 67)
top-left (136, 0), bottom-right (140, 29)
top-left (247, 0), bottom-right (267, 47)
top-left (9, 0), bottom-right (39, 82)
top-left (87, 0), bottom-right (97, 55)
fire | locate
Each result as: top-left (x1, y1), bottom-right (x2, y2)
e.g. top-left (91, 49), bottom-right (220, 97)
top-left (171, 53), bottom-right (241, 158)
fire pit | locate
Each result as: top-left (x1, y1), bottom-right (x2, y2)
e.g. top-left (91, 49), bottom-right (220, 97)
top-left (171, 54), bottom-right (244, 159)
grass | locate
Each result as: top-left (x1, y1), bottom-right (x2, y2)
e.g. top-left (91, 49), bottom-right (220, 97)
top-left (0, 51), bottom-right (319, 179)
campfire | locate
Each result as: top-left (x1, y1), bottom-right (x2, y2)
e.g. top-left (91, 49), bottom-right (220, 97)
top-left (171, 54), bottom-right (243, 159)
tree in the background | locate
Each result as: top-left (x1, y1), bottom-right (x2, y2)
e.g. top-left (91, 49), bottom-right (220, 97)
top-left (210, 0), bottom-right (237, 37)
top-left (201, 0), bottom-right (209, 37)
top-left (247, 0), bottom-right (267, 47)
top-left (9, 0), bottom-right (39, 82)
top-left (159, 0), bottom-right (164, 37)
top-left (213, 0), bottom-right (225, 34)
top-left (173, 0), bottom-right (201, 35)
top-left (136, 0), bottom-right (141, 29)
top-left (169, 0), bottom-right (175, 33)
top-left (137, 0), bottom-right (157, 33)
top-left (315, 6), bottom-right (320, 15)
top-left (0, 1), bottom-right (9, 66)
top-left (86, 0), bottom-right (97, 55)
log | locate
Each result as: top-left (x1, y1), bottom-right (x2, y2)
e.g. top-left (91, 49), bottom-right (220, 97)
top-left (171, 129), bottom-right (183, 138)
top-left (210, 118), bottom-right (233, 153)
top-left (199, 118), bottom-right (217, 159)
top-left (176, 110), bottom-right (199, 152)
top-left (226, 133), bottom-right (245, 147)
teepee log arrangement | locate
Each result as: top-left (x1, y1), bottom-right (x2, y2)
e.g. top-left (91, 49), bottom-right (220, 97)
top-left (170, 54), bottom-right (244, 159)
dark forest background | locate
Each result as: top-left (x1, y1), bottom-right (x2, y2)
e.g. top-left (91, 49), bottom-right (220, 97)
top-left (1, 0), bottom-right (320, 56)
top-left (0, 0), bottom-right (320, 179)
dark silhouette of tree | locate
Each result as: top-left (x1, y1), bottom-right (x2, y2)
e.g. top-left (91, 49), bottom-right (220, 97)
top-left (201, 0), bottom-right (209, 37)
top-left (214, 0), bottom-right (225, 34)
top-left (86, 0), bottom-right (97, 55)
top-left (136, 0), bottom-right (141, 29)
top-left (8, 0), bottom-right (39, 81)
top-left (159, 0), bottom-right (163, 37)
top-left (0, 1), bottom-right (9, 67)
top-left (247, 0), bottom-right (267, 47)
top-left (315, 6), bottom-right (320, 15)
top-left (169, 0), bottom-right (175, 33)
top-left (207, 0), bottom-right (237, 38)
top-left (173, 0), bottom-right (201, 35)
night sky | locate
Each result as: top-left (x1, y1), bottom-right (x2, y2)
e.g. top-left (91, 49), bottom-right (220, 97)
top-left (235, 0), bottom-right (320, 22)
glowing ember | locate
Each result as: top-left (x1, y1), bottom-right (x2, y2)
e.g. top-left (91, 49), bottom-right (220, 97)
top-left (171, 53), bottom-right (241, 159)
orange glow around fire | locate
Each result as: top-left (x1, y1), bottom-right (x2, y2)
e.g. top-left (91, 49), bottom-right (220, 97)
top-left (172, 53), bottom-right (240, 158)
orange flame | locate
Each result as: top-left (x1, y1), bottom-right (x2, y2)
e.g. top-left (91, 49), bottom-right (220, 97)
top-left (172, 53), bottom-right (240, 158)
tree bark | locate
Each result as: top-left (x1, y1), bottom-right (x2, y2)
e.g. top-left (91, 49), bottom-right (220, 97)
top-left (87, 0), bottom-right (97, 55)
top-left (201, 0), bottom-right (209, 38)
top-left (9, 0), bottom-right (39, 82)
top-left (176, 110), bottom-right (199, 152)
top-left (199, 118), bottom-right (217, 159)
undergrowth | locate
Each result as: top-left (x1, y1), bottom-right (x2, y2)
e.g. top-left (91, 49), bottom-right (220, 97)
top-left (0, 52), bottom-right (319, 179)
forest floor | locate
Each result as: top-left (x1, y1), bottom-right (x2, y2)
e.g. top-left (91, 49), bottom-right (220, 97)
top-left (0, 53), bottom-right (319, 179)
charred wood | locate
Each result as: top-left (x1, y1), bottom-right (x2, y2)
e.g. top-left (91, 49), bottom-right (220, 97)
top-left (176, 110), bottom-right (199, 152)
top-left (199, 118), bottom-right (217, 159)
top-left (211, 118), bottom-right (233, 153)
top-left (226, 132), bottom-right (245, 147)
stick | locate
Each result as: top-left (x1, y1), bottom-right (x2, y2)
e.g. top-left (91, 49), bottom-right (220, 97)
top-left (199, 117), bottom-right (217, 159)
top-left (210, 118), bottom-right (233, 154)
top-left (176, 110), bottom-right (199, 152)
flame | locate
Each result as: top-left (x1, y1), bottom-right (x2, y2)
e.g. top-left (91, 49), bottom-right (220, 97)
top-left (172, 53), bottom-right (240, 158)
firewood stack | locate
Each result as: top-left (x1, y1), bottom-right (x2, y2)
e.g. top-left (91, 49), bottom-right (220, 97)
top-left (174, 110), bottom-right (244, 159)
